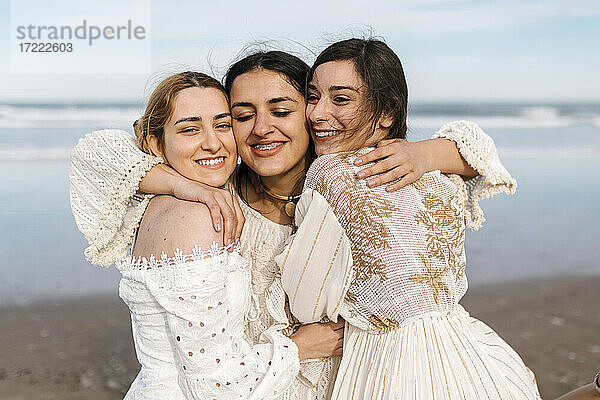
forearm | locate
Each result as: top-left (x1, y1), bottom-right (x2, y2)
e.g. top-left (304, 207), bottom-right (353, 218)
top-left (139, 163), bottom-right (183, 195)
top-left (422, 138), bottom-right (477, 178)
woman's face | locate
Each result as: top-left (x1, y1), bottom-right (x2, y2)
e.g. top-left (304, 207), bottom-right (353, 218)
top-left (229, 68), bottom-right (310, 179)
top-left (152, 86), bottom-right (237, 188)
top-left (306, 60), bottom-right (380, 156)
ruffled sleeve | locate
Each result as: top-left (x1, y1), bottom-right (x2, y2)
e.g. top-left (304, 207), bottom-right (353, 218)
top-left (123, 249), bottom-right (300, 400)
top-left (69, 129), bottom-right (163, 266)
top-left (432, 120), bottom-right (517, 230)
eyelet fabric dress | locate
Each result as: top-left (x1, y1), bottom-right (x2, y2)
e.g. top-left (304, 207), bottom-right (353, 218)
top-left (116, 245), bottom-right (300, 399)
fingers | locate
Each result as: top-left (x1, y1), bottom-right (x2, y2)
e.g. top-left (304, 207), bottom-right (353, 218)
top-left (360, 155), bottom-right (411, 183)
top-left (204, 196), bottom-right (224, 234)
top-left (386, 172), bottom-right (419, 192)
top-left (325, 320), bottom-right (345, 331)
top-left (365, 165), bottom-right (412, 188)
top-left (354, 145), bottom-right (394, 167)
top-left (232, 195), bottom-right (245, 243)
top-left (333, 338), bottom-right (344, 355)
top-left (218, 193), bottom-right (238, 248)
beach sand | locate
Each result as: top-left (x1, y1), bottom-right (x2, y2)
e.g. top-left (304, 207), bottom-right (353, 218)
top-left (2, 275), bottom-right (599, 400)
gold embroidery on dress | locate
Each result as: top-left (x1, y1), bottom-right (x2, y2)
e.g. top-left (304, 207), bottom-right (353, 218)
top-left (368, 315), bottom-right (401, 334)
top-left (313, 157), bottom-right (399, 286)
top-left (409, 253), bottom-right (451, 305)
top-left (314, 152), bottom-right (401, 332)
top-left (414, 191), bottom-right (466, 281)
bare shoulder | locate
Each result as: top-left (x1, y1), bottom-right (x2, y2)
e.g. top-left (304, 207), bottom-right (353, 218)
top-left (133, 195), bottom-right (223, 259)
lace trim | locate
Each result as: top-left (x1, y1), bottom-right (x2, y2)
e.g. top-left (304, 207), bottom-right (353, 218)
top-left (434, 120), bottom-right (516, 230)
top-left (85, 155), bottom-right (163, 266)
top-left (118, 242), bottom-right (238, 271)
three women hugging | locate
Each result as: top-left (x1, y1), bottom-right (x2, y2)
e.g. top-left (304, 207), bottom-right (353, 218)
top-left (70, 38), bottom-right (543, 399)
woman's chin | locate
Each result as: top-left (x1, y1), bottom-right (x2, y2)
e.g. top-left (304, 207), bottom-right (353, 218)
top-left (315, 143), bottom-right (341, 156)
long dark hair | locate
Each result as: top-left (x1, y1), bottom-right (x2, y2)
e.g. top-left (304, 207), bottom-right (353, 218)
top-left (224, 51), bottom-right (317, 205)
top-left (309, 38), bottom-right (408, 139)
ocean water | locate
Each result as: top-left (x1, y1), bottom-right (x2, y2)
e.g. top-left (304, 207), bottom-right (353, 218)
top-left (0, 103), bottom-right (599, 305)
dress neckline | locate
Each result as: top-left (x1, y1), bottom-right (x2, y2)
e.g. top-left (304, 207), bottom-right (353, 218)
top-left (236, 193), bottom-right (294, 233)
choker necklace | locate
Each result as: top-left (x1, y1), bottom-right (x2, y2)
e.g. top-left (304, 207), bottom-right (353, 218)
top-left (259, 178), bottom-right (301, 226)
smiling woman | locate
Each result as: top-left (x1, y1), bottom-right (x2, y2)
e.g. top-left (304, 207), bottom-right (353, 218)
top-left (268, 38), bottom-right (540, 400)
top-left (70, 71), bottom-right (305, 399)
top-left (137, 86), bottom-right (237, 188)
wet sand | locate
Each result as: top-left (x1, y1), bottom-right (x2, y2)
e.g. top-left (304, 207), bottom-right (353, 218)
top-left (2, 275), bottom-right (599, 399)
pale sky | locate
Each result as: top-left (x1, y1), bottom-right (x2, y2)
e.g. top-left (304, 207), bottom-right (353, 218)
top-left (1, 0), bottom-right (599, 103)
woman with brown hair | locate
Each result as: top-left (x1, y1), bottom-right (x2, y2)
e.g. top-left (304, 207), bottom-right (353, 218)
top-left (268, 38), bottom-right (539, 399)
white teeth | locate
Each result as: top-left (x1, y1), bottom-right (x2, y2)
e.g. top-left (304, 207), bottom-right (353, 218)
top-left (197, 157), bottom-right (224, 166)
top-left (253, 143), bottom-right (283, 151)
top-left (315, 130), bottom-right (339, 138)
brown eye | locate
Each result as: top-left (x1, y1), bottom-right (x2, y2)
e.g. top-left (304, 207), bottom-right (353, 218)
top-left (234, 114), bottom-right (253, 122)
top-left (333, 96), bottom-right (351, 103)
top-left (307, 93), bottom-right (319, 104)
top-left (181, 127), bottom-right (199, 134)
top-left (272, 110), bottom-right (291, 117)
top-left (215, 122), bottom-right (232, 131)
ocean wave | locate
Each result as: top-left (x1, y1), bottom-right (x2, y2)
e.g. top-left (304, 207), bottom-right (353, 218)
top-left (1, 145), bottom-right (598, 161)
top-left (0, 104), bottom-right (599, 129)
top-left (0, 104), bottom-right (140, 128)
top-left (409, 114), bottom-right (600, 129)
top-left (498, 146), bottom-right (600, 159)
top-left (0, 147), bottom-right (73, 160)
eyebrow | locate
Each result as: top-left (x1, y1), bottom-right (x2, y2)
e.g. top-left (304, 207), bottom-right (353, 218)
top-left (330, 85), bottom-right (359, 92)
top-left (214, 112), bottom-right (231, 120)
top-left (174, 116), bottom-right (201, 125)
top-left (231, 101), bottom-right (253, 109)
top-left (307, 84), bottom-right (359, 93)
top-left (268, 96), bottom-right (297, 104)
top-left (174, 113), bottom-right (231, 125)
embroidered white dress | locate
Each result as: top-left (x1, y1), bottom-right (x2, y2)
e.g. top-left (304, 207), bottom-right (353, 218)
top-left (117, 246), bottom-right (300, 399)
top-left (267, 125), bottom-right (542, 399)
top-left (69, 120), bottom-right (515, 399)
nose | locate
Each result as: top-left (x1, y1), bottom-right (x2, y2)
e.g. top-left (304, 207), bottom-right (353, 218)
top-left (307, 97), bottom-right (328, 125)
top-left (252, 110), bottom-right (274, 137)
top-left (201, 128), bottom-right (222, 153)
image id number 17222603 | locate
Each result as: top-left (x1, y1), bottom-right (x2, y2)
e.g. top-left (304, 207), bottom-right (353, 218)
top-left (19, 42), bottom-right (73, 52)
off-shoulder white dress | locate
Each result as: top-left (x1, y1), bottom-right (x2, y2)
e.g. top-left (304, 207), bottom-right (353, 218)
top-left (117, 245), bottom-right (299, 399)
top-left (266, 123), bottom-right (541, 399)
top-left (69, 120), bottom-right (514, 399)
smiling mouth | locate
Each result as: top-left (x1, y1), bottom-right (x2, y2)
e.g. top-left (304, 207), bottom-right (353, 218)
top-left (314, 130), bottom-right (340, 138)
top-left (196, 156), bottom-right (225, 166)
top-left (251, 142), bottom-right (284, 151)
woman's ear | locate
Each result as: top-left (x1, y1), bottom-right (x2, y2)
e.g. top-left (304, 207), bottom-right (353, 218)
top-left (147, 135), bottom-right (163, 158)
top-left (378, 113), bottom-right (394, 129)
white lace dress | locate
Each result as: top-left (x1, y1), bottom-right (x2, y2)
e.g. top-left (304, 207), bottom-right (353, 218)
top-left (116, 246), bottom-right (299, 399)
top-left (266, 123), bottom-right (541, 399)
top-left (69, 120), bottom-right (513, 399)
